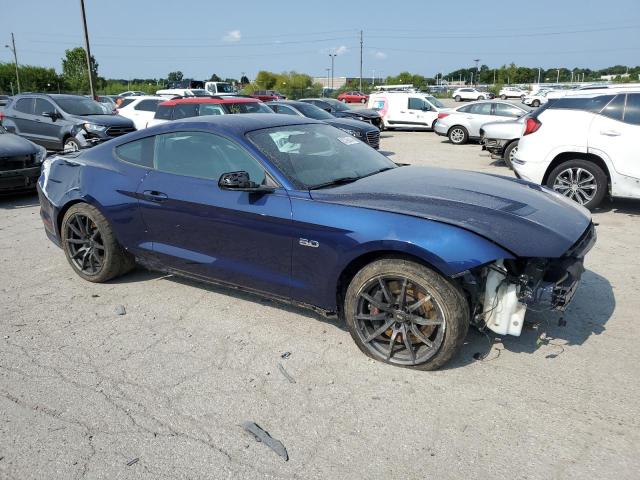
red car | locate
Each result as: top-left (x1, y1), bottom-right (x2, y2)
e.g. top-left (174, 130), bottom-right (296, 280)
top-left (250, 90), bottom-right (286, 102)
top-left (337, 91), bottom-right (369, 104)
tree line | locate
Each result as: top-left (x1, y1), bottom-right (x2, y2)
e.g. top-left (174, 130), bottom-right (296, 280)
top-left (1, 47), bottom-right (638, 97)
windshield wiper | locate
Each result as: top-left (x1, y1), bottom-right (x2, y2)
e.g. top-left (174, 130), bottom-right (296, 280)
top-left (309, 176), bottom-right (361, 189)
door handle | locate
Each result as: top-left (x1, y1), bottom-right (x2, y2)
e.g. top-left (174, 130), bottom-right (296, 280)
top-left (600, 130), bottom-right (621, 137)
top-left (399, 110), bottom-right (406, 113)
top-left (408, 111), bottom-right (415, 114)
top-left (142, 190), bottom-right (168, 202)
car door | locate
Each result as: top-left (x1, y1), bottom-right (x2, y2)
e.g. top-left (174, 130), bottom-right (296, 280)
top-left (32, 98), bottom-right (66, 149)
top-left (404, 97), bottom-right (434, 126)
top-left (130, 99), bottom-right (163, 129)
top-left (589, 94), bottom-right (640, 180)
top-left (7, 97), bottom-right (36, 138)
top-left (463, 102), bottom-right (494, 136)
top-left (137, 130), bottom-right (294, 297)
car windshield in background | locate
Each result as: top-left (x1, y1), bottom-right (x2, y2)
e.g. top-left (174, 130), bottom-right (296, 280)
top-left (190, 90), bottom-right (213, 97)
top-left (217, 83), bottom-right (235, 93)
top-left (295, 103), bottom-right (335, 120)
top-left (224, 102), bottom-right (273, 114)
top-left (426, 96), bottom-right (445, 108)
top-left (247, 124), bottom-right (396, 190)
top-left (55, 97), bottom-right (108, 115)
top-left (323, 98), bottom-right (349, 111)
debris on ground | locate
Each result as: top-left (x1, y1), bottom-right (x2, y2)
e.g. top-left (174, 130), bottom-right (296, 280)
top-left (277, 363), bottom-right (296, 384)
top-left (241, 422), bottom-right (288, 461)
top-left (126, 458), bottom-right (139, 467)
top-left (115, 305), bottom-right (126, 316)
top-left (280, 351), bottom-right (291, 359)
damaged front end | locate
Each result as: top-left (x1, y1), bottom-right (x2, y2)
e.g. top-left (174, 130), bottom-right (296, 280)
top-left (463, 223), bottom-right (596, 336)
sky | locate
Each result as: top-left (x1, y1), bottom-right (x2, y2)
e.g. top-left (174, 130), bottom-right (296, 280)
top-left (3, 0), bottom-right (640, 81)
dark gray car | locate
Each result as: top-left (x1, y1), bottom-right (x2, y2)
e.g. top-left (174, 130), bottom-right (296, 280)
top-left (268, 100), bottom-right (380, 149)
top-left (299, 98), bottom-right (383, 130)
top-left (1, 93), bottom-right (135, 151)
top-left (0, 125), bottom-right (46, 193)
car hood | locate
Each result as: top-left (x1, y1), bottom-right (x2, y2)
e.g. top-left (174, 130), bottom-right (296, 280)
top-left (336, 109), bottom-right (380, 119)
top-left (68, 114), bottom-right (135, 127)
top-left (325, 117), bottom-right (377, 131)
top-left (0, 133), bottom-right (38, 157)
top-left (310, 165), bottom-right (591, 258)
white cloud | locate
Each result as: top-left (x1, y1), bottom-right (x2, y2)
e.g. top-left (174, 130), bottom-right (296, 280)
top-left (335, 45), bottom-right (348, 55)
top-left (374, 51), bottom-right (387, 60)
top-left (223, 30), bottom-right (241, 43)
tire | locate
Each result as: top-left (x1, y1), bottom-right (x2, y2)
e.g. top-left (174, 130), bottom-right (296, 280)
top-left (478, 96), bottom-right (486, 100)
top-left (344, 258), bottom-right (469, 370)
top-left (454, 95), bottom-right (461, 102)
top-left (532, 100), bottom-right (540, 107)
top-left (360, 98), bottom-right (366, 104)
top-left (63, 137), bottom-right (81, 152)
top-left (431, 119), bottom-right (437, 130)
top-left (503, 140), bottom-right (518, 169)
top-left (546, 159), bottom-right (607, 210)
top-left (342, 98), bottom-right (348, 103)
top-left (448, 126), bottom-right (468, 145)
top-left (61, 203), bottom-right (135, 283)
top-left (500, 94), bottom-right (507, 100)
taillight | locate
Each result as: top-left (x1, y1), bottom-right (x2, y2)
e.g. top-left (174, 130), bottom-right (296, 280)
top-left (437, 113), bottom-right (449, 119)
top-left (0, 111), bottom-right (3, 123)
top-left (523, 117), bottom-right (541, 136)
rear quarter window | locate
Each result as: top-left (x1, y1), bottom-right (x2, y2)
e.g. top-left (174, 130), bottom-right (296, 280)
top-left (549, 95), bottom-right (615, 113)
top-left (154, 105), bottom-right (172, 120)
top-left (134, 99), bottom-right (161, 112)
top-left (115, 136), bottom-right (154, 168)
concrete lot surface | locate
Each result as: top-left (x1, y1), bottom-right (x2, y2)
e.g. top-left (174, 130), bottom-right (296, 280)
top-left (1, 127), bottom-right (639, 479)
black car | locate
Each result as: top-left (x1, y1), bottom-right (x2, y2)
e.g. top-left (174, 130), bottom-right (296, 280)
top-left (300, 98), bottom-right (382, 129)
top-left (0, 125), bottom-right (46, 193)
top-left (1, 93), bottom-right (136, 151)
top-left (0, 95), bottom-right (11, 107)
top-left (268, 100), bottom-right (380, 149)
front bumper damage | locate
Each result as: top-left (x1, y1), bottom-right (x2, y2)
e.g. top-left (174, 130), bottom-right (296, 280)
top-left (464, 222), bottom-right (596, 336)
top-left (480, 137), bottom-right (509, 159)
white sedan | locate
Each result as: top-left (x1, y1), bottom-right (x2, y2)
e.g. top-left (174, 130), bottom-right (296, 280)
top-left (116, 96), bottom-right (164, 130)
top-left (434, 101), bottom-right (527, 145)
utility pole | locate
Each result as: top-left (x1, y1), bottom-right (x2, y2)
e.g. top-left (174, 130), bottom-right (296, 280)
top-left (325, 67), bottom-right (330, 92)
top-left (537, 67), bottom-right (541, 84)
top-left (79, 0), bottom-right (96, 98)
top-left (556, 69), bottom-right (560, 84)
top-left (359, 30), bottom-right (363, 92)
top-left (329, 53), bottom-right (336, 89)
top-left (5, 33), bottom-right (21, 93)
top-left (493, 70), bottom-right (496, 85)
top-left (473, 58), bottom-right (480, 86)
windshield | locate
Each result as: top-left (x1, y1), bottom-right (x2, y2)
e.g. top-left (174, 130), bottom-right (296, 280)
top-left (224, 102), bottom-right (273, 114)
top-left (295, 103), bottom-right (335, 120)
top-left (425, 96), bottom-right (445, 108)
top-left (55, 97), bottom-right (108, 115)
top-left (190, 89), bottom-right (212, 97)
top-left (323, 98), bottom-right (349, 111)
top-left (217, 83), bottom-right (235, 93)
top-left (247, 124), bottom-right (396, 190)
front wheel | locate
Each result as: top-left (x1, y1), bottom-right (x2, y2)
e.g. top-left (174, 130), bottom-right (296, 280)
top-left (532, 100), bottom-right (540, 107)
top-left (500, 94), bottom-right (507, 100)
top-left (448, 126), bottom-right (468, 145)
top-left (61, 203), bottom-right (135, 282)
top-left (360, 98), bottom-right (366, 104)
top-left (546, 160), bottom-right (607, 210)
top-left (344, 258), bottom-right (469, 370)
top-left (478, 96), bottom-right (486, 100)
top-left (63, 137), bottom-right (80, 152)
top-left (341, 98), bottom-right (348, 103)
top-left (454, 95), bottom-right (461, 102)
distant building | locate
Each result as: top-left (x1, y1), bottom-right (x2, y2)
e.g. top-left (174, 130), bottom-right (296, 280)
top-left (313, 76), bottom-right (378, 89)
top-left (600, 73), bottom-right (630, 81)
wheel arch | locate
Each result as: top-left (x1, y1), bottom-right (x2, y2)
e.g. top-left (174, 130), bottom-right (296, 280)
top-left (542, 151), bottom-right (611, 187)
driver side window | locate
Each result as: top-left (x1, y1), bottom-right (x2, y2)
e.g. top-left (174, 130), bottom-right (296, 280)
top-left (408, 98), bottom-right (427, 110)
top-left (153, 131), bottom-right (266, 185)
top-left (34, 98), bottom-right (55, 116)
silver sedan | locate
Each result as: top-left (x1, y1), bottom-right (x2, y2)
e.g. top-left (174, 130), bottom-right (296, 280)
top-left (434, 101), bottom-right (527, 145)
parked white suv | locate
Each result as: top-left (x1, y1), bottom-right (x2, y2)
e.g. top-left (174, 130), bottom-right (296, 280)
top-left (499, 86), bottom-right (527, 99)
top-left (452, 88), bottom-right (491, 102)
top-left (116, 96), bottom-right (164, 130)
top-left (513, 91), bottom-right (640, 209)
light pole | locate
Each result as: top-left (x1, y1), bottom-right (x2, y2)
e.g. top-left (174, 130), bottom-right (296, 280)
top-left (537, 67), bottom-right (541, 84)
top-left (556, 69), bottom-right (560, 84)
top-left (329, 53), bottom-right (336, 90)
top-left (5, 33), bottom-right (21, 93)
top-left (325, 67), bottom-right (330, 93)
top-left (473, 58), bottom-right (480, 86)
top-left (79, 0), bottom-right (96, 98)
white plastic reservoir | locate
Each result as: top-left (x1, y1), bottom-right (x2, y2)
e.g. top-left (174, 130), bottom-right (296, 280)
top-left (483, 261), bottom-right (527, 336)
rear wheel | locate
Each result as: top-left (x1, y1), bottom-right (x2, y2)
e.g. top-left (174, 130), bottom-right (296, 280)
top-left (344, 258), bottom-right (469, 370)
top-left (478, 96), bottom-right (486, 100)
top-left (454, 95), bottom-right (461, 102)
top-left (61, 203), bottom-right (135, 282)
top-left (546, 160), bottom-right (607, 210)
top-left (500, 94), bottom-right (507, 100)
top-left (503, 140), bottom-right (518, 169)
top-left (532, 100), bottom-right (540, 107)
top-left (360, 98), bottom-right (366, 104)
top-left (448, 126), bottom-right (468, 145)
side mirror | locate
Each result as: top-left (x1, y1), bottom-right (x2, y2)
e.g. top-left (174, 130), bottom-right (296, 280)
top-left (42, 111), bottom-right (59, 121)
top-left (218, 171), bottom-right (275, 193)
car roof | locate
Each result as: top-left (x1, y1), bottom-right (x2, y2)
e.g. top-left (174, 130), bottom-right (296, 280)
top-left (159, 97), bottom-right (261, 107)
top-left (267, 100), bottom-right (308, 107)
top-left (123, 95), bottom-right (162, 101)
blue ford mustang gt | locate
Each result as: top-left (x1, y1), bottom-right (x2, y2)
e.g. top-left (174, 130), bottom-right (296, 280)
top-left (37, 114), bottom-right (595, 370)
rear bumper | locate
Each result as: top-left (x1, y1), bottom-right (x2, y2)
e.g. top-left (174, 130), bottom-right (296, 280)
top-left (482, 138), bottom-right (508, 157)
top-left (433, 122), bottom-right (448, 136)
top-left (36, 182), bottom-right (62, 248)
top-left (0, 165), bottom-right (41, 193)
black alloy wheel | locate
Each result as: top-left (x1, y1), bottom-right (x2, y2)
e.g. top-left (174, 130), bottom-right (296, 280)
top-left (65, 213), bottom-right (105, 275)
